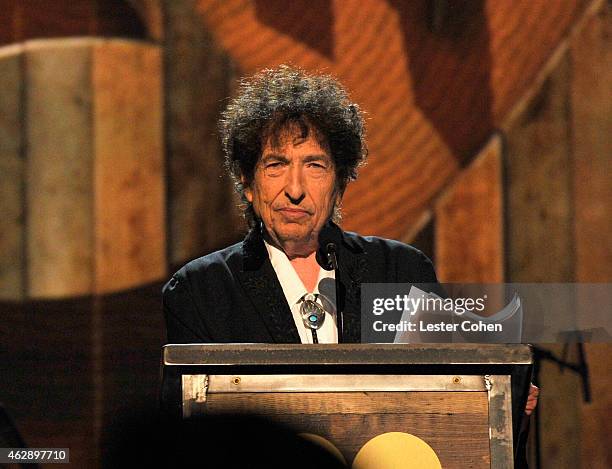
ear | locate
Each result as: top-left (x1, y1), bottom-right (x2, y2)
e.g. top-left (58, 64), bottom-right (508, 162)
top-left (241, 175), bottom-right (253, 203)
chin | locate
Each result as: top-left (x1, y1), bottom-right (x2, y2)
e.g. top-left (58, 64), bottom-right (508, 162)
top-left (277, 227), bottom-right (312, 243)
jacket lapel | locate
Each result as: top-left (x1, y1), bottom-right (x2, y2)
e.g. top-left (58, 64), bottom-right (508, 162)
top-left (236, 226), bottom-right (301, 344)
top-left (235, 222), bottom-right (368, 344)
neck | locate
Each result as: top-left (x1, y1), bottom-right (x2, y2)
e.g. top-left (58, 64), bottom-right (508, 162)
top-left (282, 241), bottom-right (317, 260)
top-left (263, 230), bottom-right (318, 260)
top-left (290, 252), bottom-right (320, 293)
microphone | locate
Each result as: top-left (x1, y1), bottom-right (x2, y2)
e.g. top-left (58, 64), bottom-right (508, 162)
top-left (315, 222), bottom-right (344, 343)
top-left (316, 222), bottom-right (341, 270)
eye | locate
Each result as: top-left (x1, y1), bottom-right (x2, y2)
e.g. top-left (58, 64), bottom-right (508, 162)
top-left (264, 161), bottom-right (287, 171)
top-left (263, 161), bottom-right (286, 176)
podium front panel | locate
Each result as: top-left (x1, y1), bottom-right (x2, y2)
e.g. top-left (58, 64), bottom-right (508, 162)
top-left (162, 344), bottom-right (531, 468)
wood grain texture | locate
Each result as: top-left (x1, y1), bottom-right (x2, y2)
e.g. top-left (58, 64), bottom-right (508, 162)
top-left (0, 0), bottom-right (18, 44)
top-left (127, 0), bottom-right (164, 41)
top-left (0, 46), bottom-right (24, 300)
top-left (401, 210), bottom-right (435, 264)
top-left (0, 296), bottom-right (96, 468)
top-left (97, 281), bottom-right (166, 465)
top-left (21, 38), bottom-right (165, 298)
top-left (505, 52), bottom-right (581, 466)
top-left (536, 344), bottom-right (583, 467)
top-left (571, 2), bottom-right (612, 285)
top-left (92, 40), bottom-right (166, 293)
top-left (19, 0), bottom-right (94, 39)
top-left (25, 39), bottom-right (95, 298)
top-left (94, 0), bottom-right (148, 39)
top-left (204, 391), bottom-right (490, 468)
top-left (571, 3), bottom-right (612, 467)
top-left (285, 413), bottom-right (489, 469)
top-left (193, 0), bottom-right (588, 240)
top-left (580, 343), bottom-right (612, 468)
top-left (203, 391), bottom-right (488, 415)
top-left (0, 0), bottom-right (147, 45)
top-left (435, 136), bottom-right (504, 282)
top-left (0, 282), bottom-right (166, 469)
top-left (505, 53), bottom-right (575, 283)
top-left (165, 0), bottom-right (242, 266)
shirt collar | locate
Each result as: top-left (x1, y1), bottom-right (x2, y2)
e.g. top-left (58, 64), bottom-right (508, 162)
top-left (264, 240), bottom-right (335, 307)
top-left (264, 240), bottom-right (309, 307)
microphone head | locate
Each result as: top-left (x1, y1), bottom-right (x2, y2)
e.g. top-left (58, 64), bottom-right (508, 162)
top-left (315, 247), bottom-right (334, 271)
top-left (316, 221), bottom-right (341, 270)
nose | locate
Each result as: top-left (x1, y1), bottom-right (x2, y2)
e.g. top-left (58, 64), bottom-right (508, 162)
top-left (284, 164), bottom-right (305, 205)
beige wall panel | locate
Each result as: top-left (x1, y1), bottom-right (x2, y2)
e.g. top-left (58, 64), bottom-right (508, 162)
top-left (571, 3), bottom-right (612, 467)
top-left (434, 136), bottom-right (504, 283)
top-left (25, 39), bottom-right (94, 298)
top-left (92, 41), bottom-right (165, 293)
top-left (0, 46), bottom-right (24, 300)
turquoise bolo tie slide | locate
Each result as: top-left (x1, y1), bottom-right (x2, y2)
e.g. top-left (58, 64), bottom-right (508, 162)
top-left (300, 293), bottom-right (326, 330)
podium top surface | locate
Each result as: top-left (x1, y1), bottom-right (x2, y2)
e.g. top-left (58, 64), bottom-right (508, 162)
top-left (163, 343), bottom-right (532, 366)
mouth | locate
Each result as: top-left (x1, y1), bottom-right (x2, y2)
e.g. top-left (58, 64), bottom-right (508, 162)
top-left (276, 207), bottom-right (312, 219)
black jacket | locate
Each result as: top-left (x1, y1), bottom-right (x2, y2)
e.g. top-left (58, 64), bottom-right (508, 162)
top-left (163, 223), bottom-right (437, 343)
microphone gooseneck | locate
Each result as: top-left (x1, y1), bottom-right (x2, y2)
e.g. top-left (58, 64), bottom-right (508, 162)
top-left (315, 222), bottom-right (344, 343)
top-left (316, 221), bottom-right (341, 271)
top-left (325, 243), bottom-right (338, 270)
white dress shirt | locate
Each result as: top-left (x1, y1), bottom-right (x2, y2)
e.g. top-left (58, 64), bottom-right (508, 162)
top-left (264, 240), bottom-right (338, 344)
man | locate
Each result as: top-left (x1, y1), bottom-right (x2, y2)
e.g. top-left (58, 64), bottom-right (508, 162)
top-left (163, 65), bottom-right (437, 344)
top-left (162, 64), bottom-right (538, 421)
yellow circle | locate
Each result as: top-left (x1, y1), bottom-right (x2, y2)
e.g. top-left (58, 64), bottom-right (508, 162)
top-left (299, 433), bottom-right (347, 465)
top-left (353, 432), bottom-right (441, 469)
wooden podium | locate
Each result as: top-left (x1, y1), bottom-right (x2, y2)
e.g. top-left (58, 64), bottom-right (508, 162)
top-left (160, 344), bottom-right (532, 468)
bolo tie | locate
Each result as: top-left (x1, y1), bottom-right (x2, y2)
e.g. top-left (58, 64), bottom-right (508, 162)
top-left (299, 293), bottom-right (326, 344)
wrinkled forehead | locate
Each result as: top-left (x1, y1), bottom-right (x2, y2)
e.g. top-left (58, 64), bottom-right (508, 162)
top-left (261, 116), bottom-right (330, 155)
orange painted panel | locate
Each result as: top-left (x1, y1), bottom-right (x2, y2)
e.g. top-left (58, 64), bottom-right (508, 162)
top-left (193, 0), bottom-right (587, 240)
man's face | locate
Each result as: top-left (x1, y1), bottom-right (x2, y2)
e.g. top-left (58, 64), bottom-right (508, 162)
top-left (244, 127), bottom-right (338, 257)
